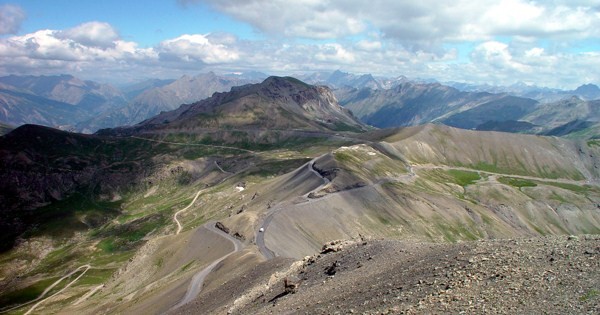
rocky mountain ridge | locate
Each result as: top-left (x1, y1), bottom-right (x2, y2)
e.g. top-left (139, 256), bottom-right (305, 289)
top-left (110, 76), bottom-right (366, 135)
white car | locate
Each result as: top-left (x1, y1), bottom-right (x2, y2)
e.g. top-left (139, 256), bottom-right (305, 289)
top-left (259, 227), bottom-right (264, 232)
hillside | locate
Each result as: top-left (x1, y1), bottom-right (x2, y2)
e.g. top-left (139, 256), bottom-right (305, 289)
top-left (446, 82), bottom-right (600, 102)
top-left (0, 73), bottom-right (262, 133)
top-left (0, 75), bottom-right (127, 132)
top-left (214, 236), bottom-right (599, 314)
top-left (0, 88), bottom-right (91, 130)
top-left (79, 72), bottom-right (262, 132)
top-left (301, 70), bottom-right (384, 90)
top-left (338, 81), bottom-right (537, 129)
top-left (105, 76), bottom-right (367, 140)
top-left (1, 96), bottom-right (599, 313)
top-left (0, 75), bottom-right (125, 109)
top-left (338, 81), bottom-right (600, 139)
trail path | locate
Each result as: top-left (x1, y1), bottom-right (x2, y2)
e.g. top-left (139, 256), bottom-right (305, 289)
top-left (214, 161), bottom-right (232, 174)
top-left (174, 188), bottom-right (205, 235)
top-left (22, 265), bottom-right (91, 315)
top-left (255, 154), bottom-right (596, 260)
top-left (169, 222), bottom-right (243, 311)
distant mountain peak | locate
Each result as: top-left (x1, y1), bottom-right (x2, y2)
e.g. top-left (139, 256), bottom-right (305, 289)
top-left (262, 76), bottom-right (311, 88)
top-left (108, 76), bottom-right (366, 135)
top-left (573, 83), bottom-right (600, 100)
top-left (575, 83), bottom-right (600, 93)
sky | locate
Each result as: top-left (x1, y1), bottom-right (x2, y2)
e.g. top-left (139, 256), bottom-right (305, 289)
top-left (0, 0), bottom-right (599, 89)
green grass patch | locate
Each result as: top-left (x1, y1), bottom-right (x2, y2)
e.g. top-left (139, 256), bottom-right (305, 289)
top-left (587, 139), bottom-right (600, 147)
top-left (330, 121), bottom-right (365, 133)
top-left (419, 169), bottom-right (480, 187)
top-left (447, 170), bottom-right (481, 186)
top-left (180, 260), bottom-right (195, 273)
top-left (88, 251), bottom-right (133, 266)
top-left (498, 177), bottom-right (537, 188)
top-left (97, 238), bottom-right (117, 253)
top-left (530, 223), bottom-right (547, 236)
top-left (580, 289), bottom-right (599, 302)
top-left (155, 257), bottom-right (164, 268)
top-left (32, 244), bottom-right (79, 272)
top-left (20, 192), bottom-right (122, 241)
top-left (542, 181), bottom-right (594, 194)
top-left (95, 213), bottom-right (167, 253)
top-left (333, 150), bottom-right (355, 163)
top-left (77, 268), bottom-right (115, 286)
top-left (463, 160), bottom-right (584, 180)
top-left (470, 161), bottom-right (500, 173)
top-left (550, 192), bottom-right (568, 203)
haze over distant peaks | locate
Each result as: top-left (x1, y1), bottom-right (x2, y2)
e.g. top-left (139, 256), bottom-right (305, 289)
top-left (108, 76), bottom-right (365, 135)
top-left (80, 72), bottom-right (264, 132)
top-left (0, 74), bottom-right (127, 131)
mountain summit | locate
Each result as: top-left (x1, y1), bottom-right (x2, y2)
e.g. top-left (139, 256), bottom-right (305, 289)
top-left (113, 76), bottom-right (366, 134)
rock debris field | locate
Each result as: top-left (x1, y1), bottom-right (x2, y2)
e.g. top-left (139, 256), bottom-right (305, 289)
top-left (227, 235), bottom-right (600, 314)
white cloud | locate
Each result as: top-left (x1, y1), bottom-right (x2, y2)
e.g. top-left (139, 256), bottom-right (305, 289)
top-left (191, 0), bottom-right (600, 44)
top-left (356, 40), bottom-right (382, 51)
top-left (315, 43), bottom-right (355, 63)
top-left (184, 0), bottom-right (367, 39)
top-left (0, 27), bottom-right (153, 62)
top-left (0, 4), bottom-right (26, 35)
top-left (57, 22), bottom-right (120, 49)
top-left (0, 5), bottom-right (598, 89)
top-left (157, 34), bottom-right (239, 64)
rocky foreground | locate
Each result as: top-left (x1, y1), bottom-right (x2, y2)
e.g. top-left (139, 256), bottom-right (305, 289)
top-left (177, 235), bottom-right (599, 314)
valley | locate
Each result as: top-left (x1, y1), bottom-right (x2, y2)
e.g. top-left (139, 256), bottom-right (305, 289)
top-left (0, 77), bottom-right (598, 314)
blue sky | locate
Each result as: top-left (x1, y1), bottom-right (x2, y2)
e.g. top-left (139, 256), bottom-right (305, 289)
top-left (15, 0), bottom-right (261, 46)
top-left (1, 0), bottom-right (599, 89)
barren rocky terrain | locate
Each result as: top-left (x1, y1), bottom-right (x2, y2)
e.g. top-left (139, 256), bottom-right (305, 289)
top-left (181, 235), bottom-right (599, 314)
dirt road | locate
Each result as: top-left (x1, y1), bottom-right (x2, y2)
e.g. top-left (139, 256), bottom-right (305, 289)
top-left (256, 159), bottom-right (329, 260)
top-left (169, 222), bottom-right (243, 311)
top-left (174, 188), bottom-right (205, 235)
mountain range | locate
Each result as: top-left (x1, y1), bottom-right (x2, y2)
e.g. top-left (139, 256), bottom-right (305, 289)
top-left (0, 76), bottom-right (599, 314)
top-left (1, 71), bottom-right (599, 138)
top-left (446, 81), bottom-right (600, 102)
top-left (81, 72), bottom-right (264, 132)
top-left (0, 75), bottom-right (127, 131)
top-left (0, 73), bottom-right (264, 133)
top-left (337, 80), bottom-right (600, 138)
top-left (111, 76), bottom-right (366, 136)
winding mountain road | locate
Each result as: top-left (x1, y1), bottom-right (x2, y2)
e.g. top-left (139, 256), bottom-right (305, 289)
top-left (254, 152), bottom-right (597, 260)
top-left (169, 222), bottom-right (243, 311)
top-left (256, 159), bottom-right (330, 260)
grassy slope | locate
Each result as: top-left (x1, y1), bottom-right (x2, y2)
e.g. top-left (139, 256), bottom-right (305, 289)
top-left (0, 128), bottom-right (352, 313)
top-left (3, 124), bottom-right (600, 312)
top-left (262, 126), bottom-right (600, 258)
top-left (385, 124), bottom-right (595, 180)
